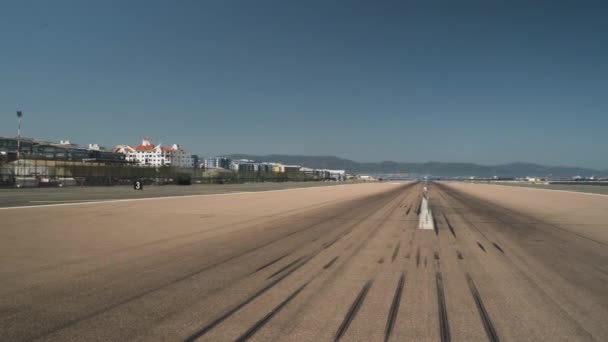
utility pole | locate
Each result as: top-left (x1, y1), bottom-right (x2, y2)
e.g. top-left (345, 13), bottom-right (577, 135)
top-left (16, 111), bottom-right (23, 159)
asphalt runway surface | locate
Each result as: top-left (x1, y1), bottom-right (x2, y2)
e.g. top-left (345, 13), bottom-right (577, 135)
top-left (1, 182), bottom-right (607, 341)
top-left (0, 182), bottom-right (346, 208)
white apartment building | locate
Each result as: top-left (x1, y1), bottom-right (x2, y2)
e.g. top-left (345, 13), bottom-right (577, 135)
top-left (113, 139), bottom-right (193, 168)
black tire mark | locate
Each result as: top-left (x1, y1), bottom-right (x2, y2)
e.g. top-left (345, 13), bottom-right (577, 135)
top-left (268, 256), bottom-right (306, 279)
top-left (251, 253), bottom-right (290, 274)
top-left (416, 247), bottom-right (421, 267)
top-left (184, 256), bottom-right (311, 341)
top-left (433, 214), bottom-right (439, 236)
top-left (26, 183), bottom-right (415, 342)
top-left (442, 213), bottom-right (456, 237)
top-left (406, 206), bottom-right (411, 215)
top-left (416, 198), bottom-right (422, 216)
top-left (324, 256), bottom-right (339, 269)
top-left (434, 251), bottom-right (440, 260)
top-left (391, 242), bottom-right (401, 262)
top-left (323, 237), bottom-right (340, 250)
top-left (378, 258), bottom-right (385, 264)
top-left (12, 198), bottom-right (344, 284)
top-left (465, 273), bottom-right (499, 342)
top-left (384, 273), bottom-right (405, 342)
top-left (436, 272), bottom-right (451, 342)
top-left (492, 242), bottom-right (504, 254)
top-left (477, 242), bottom-right (486, 252)
top-left (335, 280), bottom-right (373, 341)
top-left (456, 251), bottom-right (464, 260)
top-left (424, 257), bottom-right (427, 268)
top-left (235, 282), bottom-right (309, 342)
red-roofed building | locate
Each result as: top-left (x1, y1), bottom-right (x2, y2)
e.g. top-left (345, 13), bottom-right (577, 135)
top-left (113, 139), bottom-right (193, 168)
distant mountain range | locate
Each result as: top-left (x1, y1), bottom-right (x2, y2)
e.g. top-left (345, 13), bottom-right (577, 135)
top-left (227, 154), bottom-right (607, 178)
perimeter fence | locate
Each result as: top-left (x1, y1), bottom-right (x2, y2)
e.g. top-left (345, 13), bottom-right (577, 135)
top-left (0, 158), bottom-right (319, 188)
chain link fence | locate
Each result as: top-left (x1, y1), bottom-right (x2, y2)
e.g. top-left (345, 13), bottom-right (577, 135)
top-left (0, 157), bottom-right (320, 188)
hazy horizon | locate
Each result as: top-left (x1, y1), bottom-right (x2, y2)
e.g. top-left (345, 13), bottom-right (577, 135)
top-left (2, 1), bottom-right (607, 168)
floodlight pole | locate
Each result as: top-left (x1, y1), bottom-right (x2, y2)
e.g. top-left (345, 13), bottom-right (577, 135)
top-left (16, 111), bottom-right (22, 160)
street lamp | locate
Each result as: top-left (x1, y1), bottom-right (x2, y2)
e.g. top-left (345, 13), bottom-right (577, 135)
top-left (16, 111), bottom-right (23, 159)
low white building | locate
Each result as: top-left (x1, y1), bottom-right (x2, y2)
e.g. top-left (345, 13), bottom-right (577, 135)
top-left (113, 139), bottom-right (193, 168)
top-left (299, 167), bottom-right (346, 180)
top-left (203, 157), bottom-right (232, 169)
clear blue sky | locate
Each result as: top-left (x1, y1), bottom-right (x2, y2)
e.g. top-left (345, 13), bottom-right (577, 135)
top-left (1, 0), bottom-right (607, 169)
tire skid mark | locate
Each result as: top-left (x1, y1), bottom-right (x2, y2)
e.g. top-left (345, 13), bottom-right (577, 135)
top-left (416, 247), bottom-right (421, 267)
top-left (184, 256), bottom-right (312, 342)
top-left (234, 281), bottom-right (310, 342)
top-left (30, 184), bottom-right (415, 342)
top-left (492, 242), bottom-right (505, 254)
top-left (477, 242), bottom-right (486, 252)
top-left (442, 213), bottom-right (456, 237)
top-left (384, 273), bottom-right (405, 342)
top-left (323, 256), bottom-right (339, 269)
top-left (378, 258), bottom-right (385, 264)
top-left (323, 238), bottom-right (340, 250)
top-left (391, 242), bottom-right (401, 263)
top-left (456, 250), bottom-right (464, 260)
top-left (267, 256), bottom-right (307, 279)
top-left (323, 228), bottom-right (353, 250)
top-left (251, 253), bottom-right (290, 274)
top-left (19, 199), bottom-right (340, 283)
top-left (424, 257), bottom-right (427, 268)
top-left (436, 271), bottom-right (451, 342)
top-left (465, 273), bottom-right (500, 342)
top-left (231, 185), bottom-right (415, 341)
top-left (220, 185), bottom-right (415, 342)
top-left (406, 206), bottom-right (411, 215)
top-left (334, 280), bottom-right (374, 341)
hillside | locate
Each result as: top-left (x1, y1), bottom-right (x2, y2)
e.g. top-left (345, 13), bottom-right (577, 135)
top-left (226, 154), bottom-right (606, 178)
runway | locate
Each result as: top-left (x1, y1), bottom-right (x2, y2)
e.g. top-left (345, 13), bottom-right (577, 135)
top-left (1, 182), bottom-right (607, 341)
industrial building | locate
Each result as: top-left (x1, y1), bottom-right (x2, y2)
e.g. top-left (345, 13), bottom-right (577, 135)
top-left (0, 136), bottom-right (126, 163)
